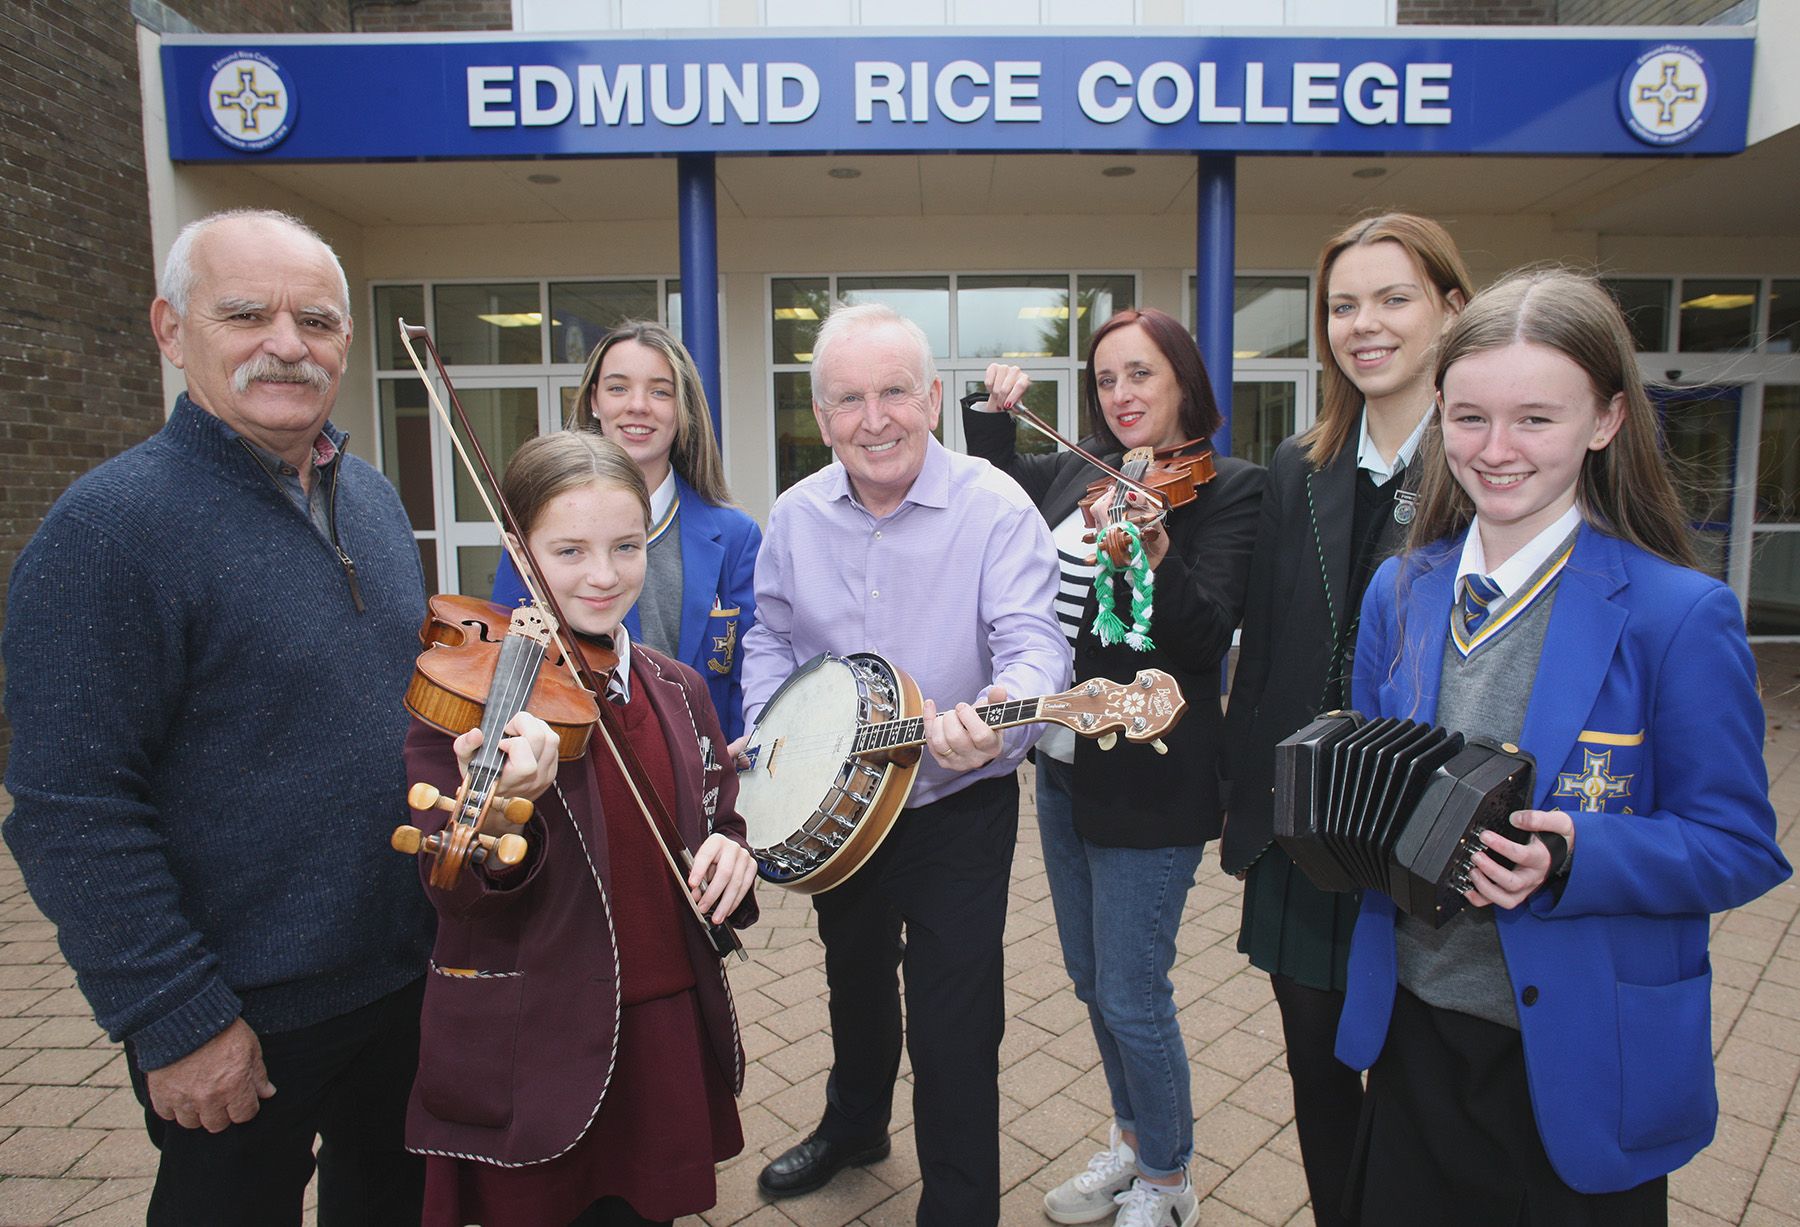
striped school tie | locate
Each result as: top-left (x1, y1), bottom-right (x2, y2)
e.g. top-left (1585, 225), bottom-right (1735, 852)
top-left (1459, 573), bottom-right (1505, 636)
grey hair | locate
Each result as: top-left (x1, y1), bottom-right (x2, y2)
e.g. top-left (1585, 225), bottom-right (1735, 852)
top-left (158, 209), bottom-right (350, 317)
top-left (809, 302), bottom-right (938, 392)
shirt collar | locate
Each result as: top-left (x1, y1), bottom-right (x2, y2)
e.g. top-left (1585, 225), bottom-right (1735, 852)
top-left (607, 626), bottom-right (633, 704)
top-left (221, 421), bottom-right (344, 478)
top-left (1356, 409), bottom-right (1431, 484)
top-left (648, 469), bottom-right (677, 525)
top-left (1456, 504), bottom-right (1584, 597)
top-left (824, 434), bottom-right (952, 515)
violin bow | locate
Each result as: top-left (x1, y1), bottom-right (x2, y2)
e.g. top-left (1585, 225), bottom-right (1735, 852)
top-left (966, 390), bottom-right (1167, 508)
top-left (398, 321), bottom-right (747, 962)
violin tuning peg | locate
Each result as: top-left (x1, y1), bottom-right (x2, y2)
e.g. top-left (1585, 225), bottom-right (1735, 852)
top-left (391, 824), bottom-right (424, 855)
top-left (407, 782), bottom-right (442, 812)
top-left (498, 795), bottom-right (534, 825)
top-left (1098, 732), bottom-right (1118, 751)
top-left (494, 833), bottom-right (529, 866)
top-left (1150, 738), bottom-right (1169, 756)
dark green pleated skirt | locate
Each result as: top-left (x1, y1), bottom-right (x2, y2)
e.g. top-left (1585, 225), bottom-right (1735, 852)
top-left (1237, 842), bottom-right (1361, 992)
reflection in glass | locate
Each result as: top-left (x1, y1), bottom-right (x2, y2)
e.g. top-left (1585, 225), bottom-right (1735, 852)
top-left (1750, 532), bottom-right (1800, 635)
top-left (373, 285), bottom-right (424, 370)
top-left (774, 372), bottom-right (830, 493)
top-left (549, 281), bottom-right (659, 364)
top-left (1659, 391), bottom-right (1738, 577)
top-left (434, 284), bottom-right (543, 365)
top-left (839, 277), bottom-right (951, 357)
top-left (772, 279), bottom-right (830, 365)
top-left (1757, 385), bottom-right (1800, 523)
top-left (1231, 381), bottom-right (1297, 469)
top-left (1679, 279), bottom-right (1758, 352)
top-left (1601, 279), bottom-right (1670, 352)
top-left (1233, 277), bottom-right (1309, 359)
top-left (958, 275), bottom-right (1072, 359)
top-left (1077, 275), bottom-right (1136, 355)
top-left (379, 380), bottom-right (435, 531)
top-left (450, 388), bottom-right (540, 520)
top-left (418, 540), bottom-right (439, 595)
top-left (458, 546), bottom-right (503, 599)
top-left (1768, 281), bottom-right (1799, 354)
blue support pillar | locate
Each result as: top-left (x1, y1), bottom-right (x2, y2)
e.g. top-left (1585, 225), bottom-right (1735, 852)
top-left (678, 154), bottom-right (723, 438)
top-left (1195, 155), bottom-right (1236, 456)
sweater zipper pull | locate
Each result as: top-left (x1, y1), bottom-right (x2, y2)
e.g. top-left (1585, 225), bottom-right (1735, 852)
top-left (337, 547), bottom-right (365, 613)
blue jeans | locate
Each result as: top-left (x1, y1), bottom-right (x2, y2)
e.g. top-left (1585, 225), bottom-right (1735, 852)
top-left (1036, 755), bottom-right (1204, 1179)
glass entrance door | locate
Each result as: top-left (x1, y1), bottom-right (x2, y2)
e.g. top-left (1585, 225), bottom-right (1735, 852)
top-left (942, 369), bottom-right (1072, 458)
top-left (1657, 386), bottom-right (1741, 580)
top-left (433, 377), bottom-right (561, 595)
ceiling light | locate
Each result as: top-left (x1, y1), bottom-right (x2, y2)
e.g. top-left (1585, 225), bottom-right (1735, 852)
top-left (1352, 166), bottom-right (1388, 179)
top-left (477, 312), bottom-right (543, 327)
top-left (1102, 165), bottom-right (1135, 178)
top-left (1017, 306), bottom-right (1087, 320)
top-left (774, 307), bottom-right (820, 321)
top-left (527, 172), bottom-right (561, 185)
top-left (828, 167), bottom-right (862, 180)
top-left (794, 352), bottom-right (814, 362)
top-left (1681, 293), bottom-right (1756, 310)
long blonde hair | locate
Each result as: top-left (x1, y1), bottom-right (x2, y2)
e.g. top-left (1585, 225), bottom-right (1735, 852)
top-left (1405, 268), bottom-right (1697, 569)
top-left (1300, 213), bottom-right (1475, 469)
top-left (569, 320), bottom-right (735, 506)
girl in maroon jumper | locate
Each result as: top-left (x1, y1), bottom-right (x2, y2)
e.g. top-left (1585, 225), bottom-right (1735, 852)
top-left (403, 432), bottom-right (759, 1227)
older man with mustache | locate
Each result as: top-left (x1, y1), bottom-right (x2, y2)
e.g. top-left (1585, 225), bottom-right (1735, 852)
top-left (4, 209), bottom-right (433, 1226)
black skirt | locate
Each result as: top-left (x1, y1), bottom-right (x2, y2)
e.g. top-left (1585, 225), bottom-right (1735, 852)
top-left (1238, 843), bottom-right (1360, 992)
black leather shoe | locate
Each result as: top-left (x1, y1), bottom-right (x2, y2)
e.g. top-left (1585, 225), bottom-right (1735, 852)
top-left (757, 1130), bottom-right (891, 1198)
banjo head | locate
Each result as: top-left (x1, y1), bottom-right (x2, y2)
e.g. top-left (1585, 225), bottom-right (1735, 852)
top-left (738, 655), bottom-right (869, 854)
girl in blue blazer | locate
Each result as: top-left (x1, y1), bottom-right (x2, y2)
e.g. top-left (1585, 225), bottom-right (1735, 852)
top-left (1337, 269), bottom-right (1790, 1225)
top-left (494, 321), bottom-right (761, 740)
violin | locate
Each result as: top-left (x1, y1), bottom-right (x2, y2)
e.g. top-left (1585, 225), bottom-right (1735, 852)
top-left (386, 321), bottom-right (746, 960)
top-left (1078, 442), bottom-right (1218, 567)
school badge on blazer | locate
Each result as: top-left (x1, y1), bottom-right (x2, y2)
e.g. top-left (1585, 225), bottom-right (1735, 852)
top-left (706, 607), bottom-right (740, 675)
top-left (1553, 731), bottom-right (1641, 812)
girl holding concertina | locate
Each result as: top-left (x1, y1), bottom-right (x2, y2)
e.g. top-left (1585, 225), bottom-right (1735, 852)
top-left (1221, 212), bottom-right (1474, 1226)
top-left (408, 431), bottom-right (758, 1227)
top-left (1336, 269), bottom-right (1790, 1225)
top-left (492, 321), bottom-right (761, 740)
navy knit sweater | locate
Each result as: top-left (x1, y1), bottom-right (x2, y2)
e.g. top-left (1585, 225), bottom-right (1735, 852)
top-left (3, 396), bottom-right (435, 1069)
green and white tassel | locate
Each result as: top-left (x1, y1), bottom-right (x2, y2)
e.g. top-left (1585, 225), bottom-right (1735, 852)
top-left (1092, 519), bottom-right (1156, 652)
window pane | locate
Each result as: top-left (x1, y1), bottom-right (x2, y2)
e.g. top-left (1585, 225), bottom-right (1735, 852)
top-left (1768, 281), bottom-right (1800, 354)
top-left (838, 277), bottom-right (950, 357)
top-left (1660, 388), bottom-right (1738, 528)
top-left (772, 278), bottom-right (830, 365)
top-left (549, 281), bottom-right (658, 364)
top-left (1749, 533), bottom-right (1800, 635)
top-left (1077, 275), bottom-right (1135, 356)
top-left (1757, 385), bottom-right (1800, 523)
top-left (449, 388), bottom-right (540, 520)
top-left (666, 279), bottom-right (682, 340)
top-left (458, 545), bottom-right (503, 599)
top-left (378, 379), bottom-right (434, 531)
top-left (774, 372), bottom-right (830, 493)
top-left (433, 283), bottom-right (543, 365)
top-left (418, 540), bottom-right (439, 594)
top-left (1679, 279), bottom-right (1758, 352)
top-left (1234, 276), bottom-right (1309, 360)
top-left (957, 275), bottom-right (1071, 359)
top-left (372, 285), bottom-right (424, 370)
top-left (1601, 279), bottom-right (1670, 352)
top-left (1230, 381), bottom-right (1297, 469)
top-left (957, 374), bottom-right (1058, 457)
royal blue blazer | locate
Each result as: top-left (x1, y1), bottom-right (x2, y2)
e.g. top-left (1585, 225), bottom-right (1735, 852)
top-left (1336, 522), bottom-right (1790, 1193)
top-left (492, 474), bottom-right (763, 740)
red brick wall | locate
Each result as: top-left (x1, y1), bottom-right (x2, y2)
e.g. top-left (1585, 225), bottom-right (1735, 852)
top-left (1399, 0), bottom-right (1557, 21)
top-left (357, 0), bottom-right (512, 33)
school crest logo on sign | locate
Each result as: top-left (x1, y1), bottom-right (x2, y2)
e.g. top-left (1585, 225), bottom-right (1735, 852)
top-left (1619, 44), bottom-right (1712, 147)
top-left (205, 52), bottom-right (295, 152)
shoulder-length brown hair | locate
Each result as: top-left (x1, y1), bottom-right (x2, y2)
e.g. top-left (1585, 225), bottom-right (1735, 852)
top-left (568, 320), bottom-right (736, 506)
top-left (1300, 213), bottom-right (1476, 469)
top-left (1082, 308), bottom-right (1223, 454)
top-left (502, 430), bottom-right (650, 544)
top-left (1404, 268), bottom-right (1696, 569)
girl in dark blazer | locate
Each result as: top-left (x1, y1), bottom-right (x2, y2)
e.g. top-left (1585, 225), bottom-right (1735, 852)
top-left (1220, 214), bottom-right (1472, 1226)
top-left (1338, 269), bottom-right (1789, 1224)
top-left (407, 432), bottom-right (758, 1227)
top-left (493, 321), bottom-right (762, 740)
top-left (968, 308), bottom-right (1264, 1227)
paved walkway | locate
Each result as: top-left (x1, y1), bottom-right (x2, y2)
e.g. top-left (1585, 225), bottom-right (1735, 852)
top-left (2, 648), bottom-right (1798, 1226)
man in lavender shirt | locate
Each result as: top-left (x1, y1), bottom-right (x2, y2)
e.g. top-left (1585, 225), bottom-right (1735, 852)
top-left (741, 304), bottom-right (1067, 1223)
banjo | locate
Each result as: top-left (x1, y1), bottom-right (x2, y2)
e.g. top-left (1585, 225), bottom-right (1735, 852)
top-left (737, 653), bottom-right (1186, 893)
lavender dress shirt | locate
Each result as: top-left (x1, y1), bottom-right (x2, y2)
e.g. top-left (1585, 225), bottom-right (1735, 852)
top-left (741, 437), bottom-right (1068, 807)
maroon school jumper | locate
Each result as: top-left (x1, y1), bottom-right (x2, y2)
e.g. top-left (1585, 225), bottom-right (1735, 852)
top-left (405, 647), bottom-right (752, 1227)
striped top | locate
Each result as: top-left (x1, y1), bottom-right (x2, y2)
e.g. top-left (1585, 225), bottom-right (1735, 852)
top-left (1039, 504), bottom-right (1099, 762)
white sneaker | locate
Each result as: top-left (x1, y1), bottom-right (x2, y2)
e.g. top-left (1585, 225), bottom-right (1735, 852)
top-left (1111, 1177), bottom-right (1198, 1227)
top-left (1043, 1126), bottom-right (1137, 1223)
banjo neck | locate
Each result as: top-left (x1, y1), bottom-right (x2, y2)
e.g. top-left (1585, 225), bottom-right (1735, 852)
top-left (850, 669), bottom-right (1187, 756)
top-left (853, 697), bottom-right (1048, 756)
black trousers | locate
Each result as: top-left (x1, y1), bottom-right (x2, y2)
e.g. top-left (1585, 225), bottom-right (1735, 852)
top-left (1355, 987), bottom-right (1667, 1227)
top-left (126, 976), bottom-right (426, 1227)
top-left (1270, 973), bottom-right (1363, 1227)
top-left (812, 773), bottom-right (1017, 1227)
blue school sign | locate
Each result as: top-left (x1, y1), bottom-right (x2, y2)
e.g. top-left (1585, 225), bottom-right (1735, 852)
top-left (164, 31), bottom-right (1752, 162)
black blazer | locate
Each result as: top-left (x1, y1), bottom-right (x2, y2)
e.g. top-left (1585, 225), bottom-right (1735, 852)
top-left (1218, 430), bottom-right (1411, 872)
top-left (965, 406), bottom-right (1266, 848)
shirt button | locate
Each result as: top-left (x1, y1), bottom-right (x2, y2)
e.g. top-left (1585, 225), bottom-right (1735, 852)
top-left (871, 590), bottom-right (879, 599)
top-left (874, 530), bottom-right (882, 540)
top-left (1521, 985), bottom-right (1539, 1007)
